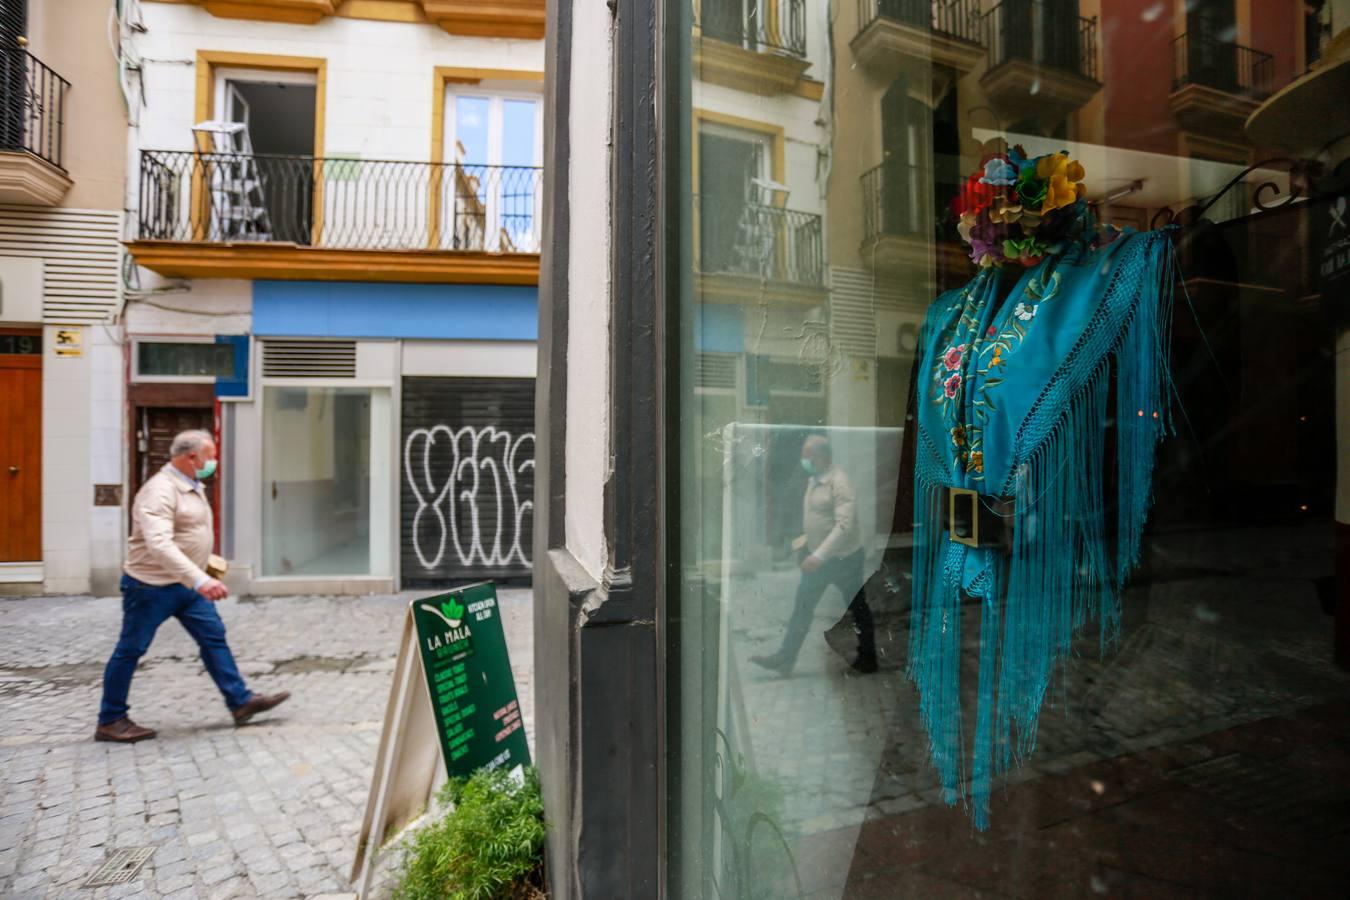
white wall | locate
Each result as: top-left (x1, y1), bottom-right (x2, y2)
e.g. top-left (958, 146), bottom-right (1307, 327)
top-left (88, 326), bottom-right (126, 595)
top-left (563, 2), bottom-right (613, 582)
top-left (122, 280), bottom-right (253, 337)
top-left (133, 6), bottom-right (545, 161)
top-left (41, 325), bottom-right (93, 594)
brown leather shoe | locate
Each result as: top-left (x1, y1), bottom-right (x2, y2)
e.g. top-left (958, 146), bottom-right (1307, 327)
top-left (94, 717), bottom-right (156, 743)
top-left (232, 690), bottom-right (290, 725)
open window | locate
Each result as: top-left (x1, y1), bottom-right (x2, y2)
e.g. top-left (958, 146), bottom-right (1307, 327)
top-left (199, 68), bottom-right (318, 244)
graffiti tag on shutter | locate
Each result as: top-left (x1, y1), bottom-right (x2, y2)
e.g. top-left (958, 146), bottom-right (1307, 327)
top-left (404, 424), bottom-right (535, 571)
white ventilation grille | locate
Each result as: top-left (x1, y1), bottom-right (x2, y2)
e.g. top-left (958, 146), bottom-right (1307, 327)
top-left (829, 266), bottom-right (930, 357)
top-left (696, 352), bottom-right (737, 390)
top-left (262, 340), bottom-right (357, 378)
top-left (0, 206), bottom-right (121, 324)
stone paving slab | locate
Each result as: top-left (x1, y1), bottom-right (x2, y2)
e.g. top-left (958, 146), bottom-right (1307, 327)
top-left (0, 589), bottom-right (534, 899)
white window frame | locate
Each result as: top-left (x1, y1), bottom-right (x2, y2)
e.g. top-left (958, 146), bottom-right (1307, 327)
top-left (442, 86), bottom-right (545, 252)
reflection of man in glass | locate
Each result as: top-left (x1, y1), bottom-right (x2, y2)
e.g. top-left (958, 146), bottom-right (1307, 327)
top-left (751, 435), bottom-right (878, 675)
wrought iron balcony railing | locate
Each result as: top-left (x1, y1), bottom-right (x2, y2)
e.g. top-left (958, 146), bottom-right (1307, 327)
top-left (696, 196), bottom-right (824, 286)
top-left (983, 0), bottom-right (1099, 81)
top-left (856, 0), bottom-right (983, 45)
top-left (1171, 32), bottom-right (1274, 100)
top-left (137, 150), bottom-right (543, 253)
top-left (697, 0), bottom-right (808, 58)
top-left (861, 160), bottom-right (935, 243)
top-left (0, 49), bottom-right (69, 169)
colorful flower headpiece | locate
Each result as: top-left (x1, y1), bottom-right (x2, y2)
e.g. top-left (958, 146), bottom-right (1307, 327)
top-left (952, 145), bottom-right (1111, 268)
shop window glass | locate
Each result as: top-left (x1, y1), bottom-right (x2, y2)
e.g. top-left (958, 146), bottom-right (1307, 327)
top-left (261, 386), bottom-right (392, 577)
top-left (672, 0), bottom-right (1350, 896)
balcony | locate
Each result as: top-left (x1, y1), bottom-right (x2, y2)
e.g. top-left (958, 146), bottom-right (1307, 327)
top-left (859, 161), bottom-right (970, 284)
top-left (696, 197), bottom-right (825, 303)
top-left (126, 150), bottom-right (541, 284)
top-left (0, 49), bottom-right (71, 206)
top-left (694, 0), bottom-right (812, 95)
top-left (851, 0), bottom-right (985, 78)
top-left (1170, 33), bottom-right (1274, 139)
top-left (860, 161), bottom-right (935, 273)
top-left (979, 0), bottom-right (1101, 129)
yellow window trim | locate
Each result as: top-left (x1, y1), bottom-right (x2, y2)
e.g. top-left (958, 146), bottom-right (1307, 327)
top-left (193, 51), bottom-right (328, 243)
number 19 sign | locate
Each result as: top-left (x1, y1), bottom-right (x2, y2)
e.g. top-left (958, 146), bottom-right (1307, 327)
top-left (410, 582), bottom-right (530, 778)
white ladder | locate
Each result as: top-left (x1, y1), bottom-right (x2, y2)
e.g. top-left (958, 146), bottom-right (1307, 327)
top-left (192, 120), bottom-right (272, 241)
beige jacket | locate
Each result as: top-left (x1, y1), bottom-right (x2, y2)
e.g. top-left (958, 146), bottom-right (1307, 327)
top-left (124, 464), bottom-right (214, 588)
top-left (802, 464), bottom-right (862, 560)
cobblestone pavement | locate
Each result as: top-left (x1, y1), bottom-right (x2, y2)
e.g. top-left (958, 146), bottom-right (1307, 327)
top-left (0, 589), bottom-right (534, 900)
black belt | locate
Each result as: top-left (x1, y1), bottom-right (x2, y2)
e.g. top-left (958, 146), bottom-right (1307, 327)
top-left (941, 487), bottom-right (1015, 551)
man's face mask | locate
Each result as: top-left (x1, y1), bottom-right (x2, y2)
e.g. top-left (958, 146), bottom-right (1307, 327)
top-left (194, 454), bottom-right (218, 480)
top-left (800, 458), bottom-right (817, 477)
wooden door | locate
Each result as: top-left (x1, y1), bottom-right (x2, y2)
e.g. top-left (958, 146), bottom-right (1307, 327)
top-left (0, 328), bottom-right (42, 562)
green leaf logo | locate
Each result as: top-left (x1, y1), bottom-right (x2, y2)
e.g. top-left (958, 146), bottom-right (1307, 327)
top-left (442, 597), bottom-right (465, 624)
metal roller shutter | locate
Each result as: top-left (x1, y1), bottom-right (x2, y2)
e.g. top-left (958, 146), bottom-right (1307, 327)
top-left (400, 376), bottom-right (535, 587)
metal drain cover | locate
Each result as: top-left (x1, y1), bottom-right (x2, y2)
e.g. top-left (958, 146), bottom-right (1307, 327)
top-left (83, 847), bottom-right (154, 888)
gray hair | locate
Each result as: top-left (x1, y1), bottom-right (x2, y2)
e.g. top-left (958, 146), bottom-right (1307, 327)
top-left (169, 429), bottom-right (214, 458)
top-left (802, 434), bottom-right (832, 460)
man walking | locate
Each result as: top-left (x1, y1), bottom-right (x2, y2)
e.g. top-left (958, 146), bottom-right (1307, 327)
top-left (751, 435), bottom-right (878, 675)
top-left (95, 429), bottom-right (289, 743)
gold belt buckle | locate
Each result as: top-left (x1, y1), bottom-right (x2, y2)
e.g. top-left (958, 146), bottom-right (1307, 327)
top-left (948, 487), bottom-right (979, 548)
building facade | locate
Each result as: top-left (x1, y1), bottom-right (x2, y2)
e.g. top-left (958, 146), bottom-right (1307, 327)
top-left (119, 0), bottom-right (544, 595)
top-left (0, 0), bottom-right (128, 595)
top-left (537, 0), bottom-right (1350, 895)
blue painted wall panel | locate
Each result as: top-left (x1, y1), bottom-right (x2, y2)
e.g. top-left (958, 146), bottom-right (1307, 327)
top-left (253, 281), bottom-right (538, 340)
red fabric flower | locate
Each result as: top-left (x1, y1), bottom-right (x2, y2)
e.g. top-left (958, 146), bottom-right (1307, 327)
top-left (942, 344), bottom-right (966, 370)
top-left (943, 373), bottom-right (962, 399)
top-left (952, 172), bottom-right (998, 217)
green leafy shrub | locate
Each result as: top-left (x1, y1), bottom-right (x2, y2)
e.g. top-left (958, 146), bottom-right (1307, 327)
top-left (393, 766), bottom-right (547, 900)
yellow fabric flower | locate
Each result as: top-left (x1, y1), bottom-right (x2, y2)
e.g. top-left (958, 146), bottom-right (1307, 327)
top-left (1036, 153), bottom-right (1087, 213)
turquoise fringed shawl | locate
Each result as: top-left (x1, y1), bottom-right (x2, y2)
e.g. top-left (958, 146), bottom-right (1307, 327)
top-left (909, 225), bottom-right (1176, 829)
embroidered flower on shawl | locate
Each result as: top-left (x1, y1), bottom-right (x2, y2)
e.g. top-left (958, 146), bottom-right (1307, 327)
top-left (943, 373), bottom-right (962, 398)
top-left (950, 425), bottom-right (967, 447)
top-left (942, 344), bottom-right (967, 370)
top-left (969, 451), bottom-right (984, 474)
top-left (1014, 302), bottom-right (1037, 321)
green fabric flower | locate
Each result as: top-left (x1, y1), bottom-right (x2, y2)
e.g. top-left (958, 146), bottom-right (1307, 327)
top-left (1015, 167), bottom-right (1048, 208)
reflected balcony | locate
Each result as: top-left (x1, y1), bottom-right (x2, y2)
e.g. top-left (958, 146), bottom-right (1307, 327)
top-left (127, 149), bottom-right (542, 284)
top-left (1170, 32), bottom-right (1274, 140)
top-left (695, 196), bottom-right (826, 304)
top-left (0, 49), bottom-right (71, 206)
top-left (979, 0), bottom-right (1101, 129)
top-left (851, 0), bottom-right (985, 78)
top-left (860, 160), bottom-right (936, 274)
top-left (694, 0), bottom-right (812, 95)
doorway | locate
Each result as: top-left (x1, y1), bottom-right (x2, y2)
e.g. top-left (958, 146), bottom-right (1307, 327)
top-left (212, 70), bottom-right (318, 244)
top-left (0, 327), bottom-right (41, 564)
top-left (132, 406), bottom-right (220, 550)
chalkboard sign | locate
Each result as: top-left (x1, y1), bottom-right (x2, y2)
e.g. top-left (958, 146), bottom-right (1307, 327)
top-left (410, 583), bottom-right (530, 778)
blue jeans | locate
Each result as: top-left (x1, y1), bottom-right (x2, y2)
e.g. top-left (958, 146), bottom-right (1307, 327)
top-left (776, 548), bottom-right (877, 666)
top-left (98, 574), bottom-right (253, 725)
